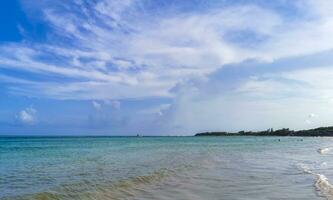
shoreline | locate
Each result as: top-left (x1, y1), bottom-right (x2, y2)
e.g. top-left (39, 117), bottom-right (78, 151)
top-left (195, 126), bottom-right (333, 137)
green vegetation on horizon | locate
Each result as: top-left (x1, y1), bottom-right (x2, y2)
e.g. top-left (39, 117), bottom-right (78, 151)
top-left (195, 126), bottom-right (333, 137)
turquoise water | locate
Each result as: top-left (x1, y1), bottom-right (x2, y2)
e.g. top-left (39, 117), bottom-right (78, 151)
top-left (1, 136), bottom-right (333, 199)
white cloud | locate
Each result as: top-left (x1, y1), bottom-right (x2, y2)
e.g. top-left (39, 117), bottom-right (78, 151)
top-left (92, 101), bottom-right (102, 110)
top-left (138, 104), bottom-right (171, 116)
top-left (308, 113), bottom-right (318, 118)
top-left (92, 100), bottom-right (121, 111)
top-left (106, 100), bottom-right (121, 109)
top-left (3, 0), bottom-right (333, 134)
top-left (306, 113), bottom-right (319, 124)
top-left (2, 0), bottom-right (333, 100)
top-left (17, 107), bottom-right (37, 125)
top-left (156, 64), bottom-right (333, 134)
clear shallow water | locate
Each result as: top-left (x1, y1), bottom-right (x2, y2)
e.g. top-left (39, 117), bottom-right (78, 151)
top-left (1, 136), bottom-right (333, 200)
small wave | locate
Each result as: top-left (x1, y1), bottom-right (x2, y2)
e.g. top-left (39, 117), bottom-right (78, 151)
top-left (315, 174), bottom-right (333, 200)
top-left (35, 169), bottom-right (172, 200)
top-left (297, 163), bottom-right (333, 200)
top-left (318, 147), bottom-right (333, 154)
top-left (11, 165), bottom-right (192, 200)
top-left (297, 163), bottom-right (314, 174)
top-left (110, 168), bottom-right (172, 189)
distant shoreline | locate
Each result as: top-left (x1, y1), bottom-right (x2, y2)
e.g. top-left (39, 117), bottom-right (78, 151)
top-left (195, 126), bottom-right (333, 137)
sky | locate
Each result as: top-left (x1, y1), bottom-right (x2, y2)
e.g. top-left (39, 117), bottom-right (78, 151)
top-left (1, 0), bottom-right (333, 136)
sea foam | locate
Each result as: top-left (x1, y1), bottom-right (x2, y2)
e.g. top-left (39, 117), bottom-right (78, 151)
top-left (297, 163), bottom-right (314, 174)
top-left (298, 163), bottom-right (333, 200)
top-left (318, 147), bottom-right (333, 155)
top-left (315, 174), bottom-right (333, 200)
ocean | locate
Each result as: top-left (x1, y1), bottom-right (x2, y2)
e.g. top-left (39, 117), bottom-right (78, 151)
top-left (1, 136), bottom-right (333, 200)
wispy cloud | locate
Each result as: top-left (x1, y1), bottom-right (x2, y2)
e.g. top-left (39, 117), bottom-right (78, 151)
top-left (1, 0), bottom-right (333, 101)
top-left (92, 100), bottom-right (120, 110)
top-left (2, 0), bottom-right (333, 134)
top-left (104, 100), bottom-right (121, 109)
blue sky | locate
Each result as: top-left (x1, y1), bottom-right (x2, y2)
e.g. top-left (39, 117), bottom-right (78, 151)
top-left (1, 0), bottom-right (333, 135)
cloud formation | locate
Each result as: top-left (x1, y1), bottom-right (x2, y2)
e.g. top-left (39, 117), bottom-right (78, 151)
top-left (106, 100), bottom-right (121, 109)
top-left (17, 107), bottom-right (37, 125)
top-left (0, 0), bottom-right (332, 101)
top-left (92, 101), bottom-right (102, 110)
top-left (2, 0), bottom-right (333, 134)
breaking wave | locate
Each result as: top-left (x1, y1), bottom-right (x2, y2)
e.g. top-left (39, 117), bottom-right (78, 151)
top-left (318, 147), bottom-right (333, 155)
top-left (315, 174), bottom-right (333, 200)
top-left (298, 163), bottom-right (333, 200)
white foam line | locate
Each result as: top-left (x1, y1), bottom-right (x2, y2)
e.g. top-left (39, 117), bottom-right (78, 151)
top-left (318, 147), bottom-right (333, 155)
top-left (297, 163), bottom-right (333, 200)
top-left (297, 163), bottom-right (314, 175)
top-left (315, 174), bottom-right (333, 200)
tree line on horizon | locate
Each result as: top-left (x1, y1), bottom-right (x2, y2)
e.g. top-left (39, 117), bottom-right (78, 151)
top-left (195, 126), bottom-right (333, 137)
